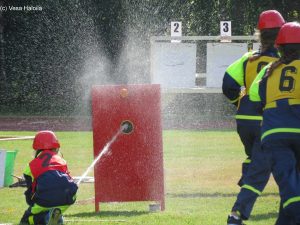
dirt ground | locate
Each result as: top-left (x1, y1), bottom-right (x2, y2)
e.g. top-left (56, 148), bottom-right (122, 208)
top-left (0, 116), bottom-right (92, 131)
top-left (0, 116), bottom-right (235, 131)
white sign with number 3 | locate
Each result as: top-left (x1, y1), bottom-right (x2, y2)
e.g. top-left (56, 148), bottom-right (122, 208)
top-left (220, 21), bottom-right (231, 36)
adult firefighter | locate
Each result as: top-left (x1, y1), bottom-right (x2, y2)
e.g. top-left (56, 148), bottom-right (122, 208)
top-left (222, 10), bottom-right (285, 225)
top-left (249, 21), bottom-right (300, 225)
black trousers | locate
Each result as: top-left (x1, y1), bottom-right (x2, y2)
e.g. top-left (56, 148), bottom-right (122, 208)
top-left (20, 207), bottom-right (48, 225)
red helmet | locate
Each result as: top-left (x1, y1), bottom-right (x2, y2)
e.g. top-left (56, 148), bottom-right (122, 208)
top-left (276, 22), bottom-right (300, 45)
top-left (257, 10), bottom-right (285, 30)
top-left (33, 130), bottom-right (60, 150)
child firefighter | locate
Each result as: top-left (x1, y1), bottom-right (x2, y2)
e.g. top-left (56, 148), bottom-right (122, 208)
top-left (20, 130), bottom-right (78, 225)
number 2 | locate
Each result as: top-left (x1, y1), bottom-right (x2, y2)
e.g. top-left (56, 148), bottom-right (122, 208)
top-left (39, 153), bottom-right (53, 167)
top-left (174, 23), bottom-right (179, 32)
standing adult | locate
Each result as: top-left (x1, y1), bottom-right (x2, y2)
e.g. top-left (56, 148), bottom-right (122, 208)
top-left (249, 22), bottom-right (300, 225)
top-left (222, 10), bottom-right (285, 225)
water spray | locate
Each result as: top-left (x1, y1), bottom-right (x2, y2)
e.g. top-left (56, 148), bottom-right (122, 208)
top-left (76, 122), bottom-right (133, 186)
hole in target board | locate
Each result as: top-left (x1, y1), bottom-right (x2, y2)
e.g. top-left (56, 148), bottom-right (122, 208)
top-left (121, 120), bottom-right (134, 134)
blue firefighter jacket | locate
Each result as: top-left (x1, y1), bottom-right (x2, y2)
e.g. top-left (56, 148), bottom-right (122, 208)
top-left (222, 47), bottom-right (280, 126)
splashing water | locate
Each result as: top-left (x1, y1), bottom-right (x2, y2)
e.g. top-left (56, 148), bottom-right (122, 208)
top-left (76, 124), bottom-right (128, 186)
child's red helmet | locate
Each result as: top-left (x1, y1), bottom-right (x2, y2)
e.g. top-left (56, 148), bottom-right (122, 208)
top-left (257, 10), bottom-right (285, 30)
top-left (276, 22), bottom-right (300, 45)
top-left (33, 130), bottom-right (60, 150)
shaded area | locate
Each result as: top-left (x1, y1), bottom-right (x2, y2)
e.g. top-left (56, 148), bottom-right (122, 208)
top-left (67, 210), bottom-right (150, 218)
top-left (250, 212), bottom-right (278, 221)
top-left (167, 192), bottom-right (278, 199)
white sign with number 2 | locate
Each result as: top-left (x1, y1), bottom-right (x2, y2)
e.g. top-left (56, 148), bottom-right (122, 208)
top-left (171, 22), bottom-right (182, 37)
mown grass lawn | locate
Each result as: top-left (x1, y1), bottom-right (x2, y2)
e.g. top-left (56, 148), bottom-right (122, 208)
top-left (0, 130), bottom-right (280, 225)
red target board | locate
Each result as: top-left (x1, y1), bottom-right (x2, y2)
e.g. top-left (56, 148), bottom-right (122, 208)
top-left (91, 84), bottom-right (165, 212)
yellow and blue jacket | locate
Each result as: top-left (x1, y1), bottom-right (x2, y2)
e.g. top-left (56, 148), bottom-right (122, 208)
top-left (249, 59), bottom-right (300, 143)
top-left (222, 48), bottom-right (280, 126)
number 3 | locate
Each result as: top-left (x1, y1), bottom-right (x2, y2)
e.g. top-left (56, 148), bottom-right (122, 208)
top-left (223, 23), bottom-right (229, 32)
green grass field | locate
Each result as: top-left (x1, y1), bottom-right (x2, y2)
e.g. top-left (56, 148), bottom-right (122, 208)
top-left (0, 130), bottom-right (280, 225)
